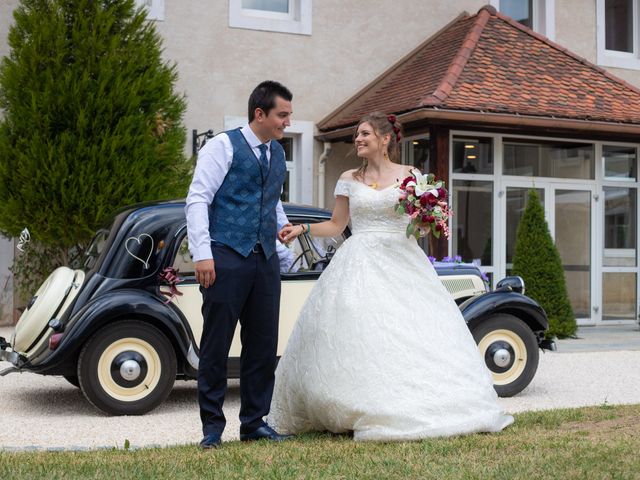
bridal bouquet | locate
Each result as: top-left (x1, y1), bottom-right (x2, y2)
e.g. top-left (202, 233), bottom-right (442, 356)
top-left (396, 172), bottom-right (452, 239)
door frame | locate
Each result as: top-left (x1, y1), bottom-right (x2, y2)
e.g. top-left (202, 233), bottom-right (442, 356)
top-left (497, 178), bottom-right (598, 325)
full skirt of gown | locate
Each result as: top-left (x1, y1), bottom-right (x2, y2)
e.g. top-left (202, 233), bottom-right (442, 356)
top-left (268, 179), bottom-right (514, 441)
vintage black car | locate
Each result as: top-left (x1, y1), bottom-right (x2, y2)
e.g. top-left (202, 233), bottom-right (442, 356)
top-left (0, 200), bottom-right (555, 415)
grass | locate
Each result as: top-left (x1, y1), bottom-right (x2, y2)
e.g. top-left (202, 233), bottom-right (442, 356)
top-left (1, 404), bottom-right (639, 479)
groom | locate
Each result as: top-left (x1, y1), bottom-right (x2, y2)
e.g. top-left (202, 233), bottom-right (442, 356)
top-left (185, 80), bottom-right (293, 449)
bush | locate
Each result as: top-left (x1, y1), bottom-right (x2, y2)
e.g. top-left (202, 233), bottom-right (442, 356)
top-left (0, 0), bottom-right (190, 296)
top-left (512, 190), bottom-right (576, 338)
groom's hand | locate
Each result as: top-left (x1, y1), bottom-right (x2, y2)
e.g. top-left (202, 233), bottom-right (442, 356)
top-left (195, 259), bottom-right (216, 288)
top-left (278, 223), bottom-right (292, 243)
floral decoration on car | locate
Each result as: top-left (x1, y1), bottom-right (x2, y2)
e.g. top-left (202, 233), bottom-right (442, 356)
top-left (158, 267), bottom-right (183, 304)
top-left (429, 255), bottom-right (489, 283)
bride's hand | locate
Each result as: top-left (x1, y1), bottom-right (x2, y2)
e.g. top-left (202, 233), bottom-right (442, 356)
top-left (280, 224), bottom-right (305, 243)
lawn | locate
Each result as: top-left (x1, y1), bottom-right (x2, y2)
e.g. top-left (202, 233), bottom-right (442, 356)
top-left (1, 404), bottom-right (638, 479)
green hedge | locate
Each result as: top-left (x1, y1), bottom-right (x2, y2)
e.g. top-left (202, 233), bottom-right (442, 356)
top-left (0, 0), bottom-right (190, 295)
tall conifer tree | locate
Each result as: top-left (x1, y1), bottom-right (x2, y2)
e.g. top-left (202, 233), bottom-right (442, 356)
top-left (0, 0), bottom-right (189, 294)
top-left (512, 190), bottom-right (577, 338)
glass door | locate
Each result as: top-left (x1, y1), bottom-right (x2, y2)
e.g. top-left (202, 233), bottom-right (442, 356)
top-left (554, 188), bottom-right (593, 322)
top-left (500, 181), bottom-right (596, 324)
top-left (504, 186), bottom-right (544, 276)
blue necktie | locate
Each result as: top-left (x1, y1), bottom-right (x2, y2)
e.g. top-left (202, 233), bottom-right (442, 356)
top-left (257, 144), bottom-right (269, 174)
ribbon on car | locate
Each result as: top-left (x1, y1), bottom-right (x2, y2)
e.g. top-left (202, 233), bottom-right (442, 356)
top-left (158, 267), bottom-right (183, 304)
top-left (17, 228), bottom-right (31, 252)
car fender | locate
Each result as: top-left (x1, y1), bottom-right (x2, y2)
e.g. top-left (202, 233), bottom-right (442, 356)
top-left (459, 290), bottom-right (549, 334)
top-left (26, 289), bottom-right (195, 375)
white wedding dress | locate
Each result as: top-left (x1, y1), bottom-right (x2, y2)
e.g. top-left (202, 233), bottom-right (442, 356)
top-left (268, 179), bottom-right (513, 441)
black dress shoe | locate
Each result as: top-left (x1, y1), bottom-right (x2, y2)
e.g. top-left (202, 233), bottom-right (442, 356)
top-left (199, 433), bottom-right (222, 449)
top-left (240, 424), bottom-right (293, 442)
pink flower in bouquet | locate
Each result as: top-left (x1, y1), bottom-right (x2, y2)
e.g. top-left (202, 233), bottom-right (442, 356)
top-left (396, 172), bottom-right (452, 240)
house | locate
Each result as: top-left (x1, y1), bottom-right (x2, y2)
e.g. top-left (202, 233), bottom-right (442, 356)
top-left (1, 0), bottom-right (640, 327)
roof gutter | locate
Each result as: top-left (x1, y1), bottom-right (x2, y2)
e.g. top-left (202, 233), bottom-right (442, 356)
top-left (316, 108), bottom-right (640, 141)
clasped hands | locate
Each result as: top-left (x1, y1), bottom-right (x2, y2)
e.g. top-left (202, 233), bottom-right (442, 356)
top-left (194, 223), bottom-right (301, 287)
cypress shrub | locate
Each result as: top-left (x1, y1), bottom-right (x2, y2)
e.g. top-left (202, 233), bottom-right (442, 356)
top-left (0, 0), bottom-right (189, 295)
top-left (512, 189), bottom-right (577, 338)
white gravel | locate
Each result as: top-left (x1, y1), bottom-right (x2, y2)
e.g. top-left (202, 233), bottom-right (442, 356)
top-left (1, 330), bottom-right (640, 450)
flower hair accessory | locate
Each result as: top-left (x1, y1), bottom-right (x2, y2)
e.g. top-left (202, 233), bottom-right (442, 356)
top-left (386, 114), bottom-right (401, 142)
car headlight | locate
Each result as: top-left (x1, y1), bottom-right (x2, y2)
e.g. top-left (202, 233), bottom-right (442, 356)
top-left (496, 276), bottom-right (525, 295)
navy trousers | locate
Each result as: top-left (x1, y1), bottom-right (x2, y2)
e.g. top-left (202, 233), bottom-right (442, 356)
top-left (198, 242), bottom-right (281, 436)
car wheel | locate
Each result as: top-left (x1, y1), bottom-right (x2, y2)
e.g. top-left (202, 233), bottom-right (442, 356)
top-left (471, 313), bottom-right (539, 397)
top-left (63, 375), bottom-right (80, 388)
top-left (77, 320), bottom-right (176, 415)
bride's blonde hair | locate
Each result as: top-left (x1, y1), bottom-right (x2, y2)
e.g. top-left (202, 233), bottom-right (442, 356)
top-left (352, 112), bottom-right (402, 181)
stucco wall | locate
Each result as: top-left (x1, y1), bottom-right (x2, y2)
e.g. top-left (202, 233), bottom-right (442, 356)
top-left (0, 0), bottom-right (19, 324)
top-left (322, 142), bottom-right (360, 211)
top-left (154, 1), bottom-right (486, 133)
top-left (0, 1), bottom-right (19, 59)
top-left (554, 0), bottom-right (640, 87)
top-left (555, 0), bottom-right (596, 61)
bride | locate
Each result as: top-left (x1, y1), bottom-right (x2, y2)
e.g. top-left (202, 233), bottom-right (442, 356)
top-left (268, 112), bottom-right (513, 441)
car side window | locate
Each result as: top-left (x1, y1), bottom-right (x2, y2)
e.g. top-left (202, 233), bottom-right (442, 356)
top-left (171, 224), bottom-right (346, 276)
top-left (172, 236), bottom-right (195, 276)
top-left (282, 222), bottom-right (345, 274)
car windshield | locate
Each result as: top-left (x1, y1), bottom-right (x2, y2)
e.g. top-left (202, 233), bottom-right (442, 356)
top-left (83, 228), bottom-right (111, 271)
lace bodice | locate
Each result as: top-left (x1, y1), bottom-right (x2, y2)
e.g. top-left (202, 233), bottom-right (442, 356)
top-left (334, 179), bottom-right (407, 234)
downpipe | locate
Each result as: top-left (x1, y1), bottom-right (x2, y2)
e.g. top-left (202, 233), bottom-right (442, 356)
top-left (317, 142), bottom-right (332, 208)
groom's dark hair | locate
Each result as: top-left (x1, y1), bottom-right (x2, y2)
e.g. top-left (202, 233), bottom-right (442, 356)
top-left (248, 80), bottom-right (293, 122)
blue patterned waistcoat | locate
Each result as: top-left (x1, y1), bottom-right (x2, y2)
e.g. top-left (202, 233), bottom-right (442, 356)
top-left (208, 128), bottom-right (286, 259)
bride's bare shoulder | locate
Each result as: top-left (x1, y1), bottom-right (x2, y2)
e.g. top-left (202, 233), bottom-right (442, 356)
top-left (339, 169), bottom-right (358, 181)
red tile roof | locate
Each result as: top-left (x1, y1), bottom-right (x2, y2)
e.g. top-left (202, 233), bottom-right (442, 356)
top-left (318, 5), bottom-right (640, 134)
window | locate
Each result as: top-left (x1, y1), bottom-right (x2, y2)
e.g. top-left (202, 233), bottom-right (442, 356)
top-left (172, 227), bottom-right (345, 276)
top-left (490, 0), bottom-right (555, 39)
top-left (605, 0), bottom-right (633, 52)
top-left (500, 0), bottom-right (533, 28)
top-left (223, 116), bottom-right (314, 204)
top-left (603, 272), bottom-right (637, 319)
top-left (242, 0), bottom-right (292, 17)
top-left (503, 138), bottom-right (594, 179)
top-left (278, 137), bottom-right (295, 202)
top-left (135, 0), bottom-right (164, 21)
top-left (452, 180), bottom-right (493, 266)
top-left (597, 0), bottom-right (640, 69)
top-left (229, 0), bottom-right (312, 35)
top-left (452, 136), bottom-right (493, 174)
top-left (403, 136), bottom-right (430, 171)
top-left (604, 187), bottom-right (637, 267)
top-left (603, 145), bottom-right (637, 180)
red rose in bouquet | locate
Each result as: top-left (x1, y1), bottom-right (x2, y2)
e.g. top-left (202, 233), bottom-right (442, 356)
top-left (396, 172), bottom-right (452, 239)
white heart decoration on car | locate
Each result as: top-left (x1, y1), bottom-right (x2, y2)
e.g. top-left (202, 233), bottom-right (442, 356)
top-left (125, 233), bottom-right (154, 269)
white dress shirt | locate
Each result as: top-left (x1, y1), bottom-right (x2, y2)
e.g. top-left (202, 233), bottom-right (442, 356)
top-left (185, 124), bottom-right (289, 262)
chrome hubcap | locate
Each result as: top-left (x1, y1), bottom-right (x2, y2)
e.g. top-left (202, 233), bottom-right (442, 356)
top-left (493, 348), bottom-right (511, 368)
top-left (120, 359), bottom-right (142, 381)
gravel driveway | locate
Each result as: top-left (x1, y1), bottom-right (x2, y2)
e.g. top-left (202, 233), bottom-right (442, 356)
top-left (2, 326), bottom-right (640, 450)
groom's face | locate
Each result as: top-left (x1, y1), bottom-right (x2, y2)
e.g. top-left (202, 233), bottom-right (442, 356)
top-left (255, 96), bottom-right (292, 141)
